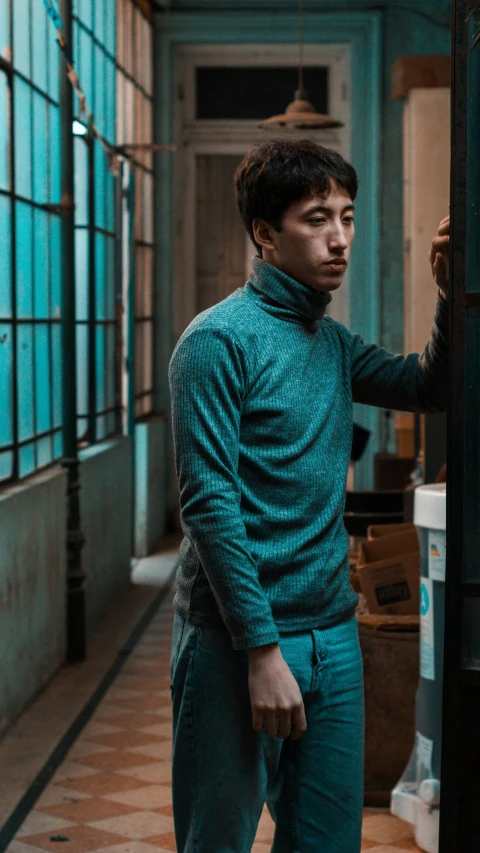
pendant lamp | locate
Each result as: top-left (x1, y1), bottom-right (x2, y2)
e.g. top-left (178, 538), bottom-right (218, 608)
top-left (259, 0), bottom-right (344, 130)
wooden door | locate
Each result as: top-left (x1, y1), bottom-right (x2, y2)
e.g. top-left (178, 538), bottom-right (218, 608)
top-left (195, 155), bottom-right (252, 314)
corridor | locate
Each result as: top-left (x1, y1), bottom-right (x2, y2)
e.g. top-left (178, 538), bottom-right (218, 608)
top-left (0, 0), bottom-right (454, 850)
top-left (0, 547), bottom-right (421, 853)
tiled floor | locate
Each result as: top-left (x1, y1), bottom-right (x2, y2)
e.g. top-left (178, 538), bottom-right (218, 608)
top-left (4, 580), bottom-right (421, 853)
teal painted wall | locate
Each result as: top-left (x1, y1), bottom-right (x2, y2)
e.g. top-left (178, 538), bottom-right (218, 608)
top-left (80, 438), bottom-right (134, 633)
top-left (0, 469), bottom-right (67, 730)
top-left (134, 417), bottom-right (168, 557)
top-left (0, 438), bottom-right (138, 731)
top-left (154, 0), bottom-right (451, 494)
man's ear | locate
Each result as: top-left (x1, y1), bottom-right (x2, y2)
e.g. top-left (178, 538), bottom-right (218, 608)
top-left (252, 218), bottom-right (277, 254)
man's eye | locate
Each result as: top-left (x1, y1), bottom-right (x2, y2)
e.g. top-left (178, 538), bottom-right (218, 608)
top-left (309, 218), bottom-right (326, 224)
top-left (343, 217), bottom-right (355, 224)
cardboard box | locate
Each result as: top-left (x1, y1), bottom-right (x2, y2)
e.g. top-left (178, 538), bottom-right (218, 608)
top-left (360, 529), bottom-right (419, 562)
top-left (357, 529), bottom-right (420, 616)
top-left (395, 412), bottom-right (415, 458)
top-left (367, 522), bottom-right (416, 541)
top-left (391, 55), bottom-right (450, 100)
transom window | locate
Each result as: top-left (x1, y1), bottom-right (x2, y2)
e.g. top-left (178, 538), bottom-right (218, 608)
top-left (196, 65), bottom-right (329, 120)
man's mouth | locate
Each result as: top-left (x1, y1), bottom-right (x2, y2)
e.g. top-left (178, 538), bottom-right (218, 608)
top-left (324, 259), bottom-right (347, 272)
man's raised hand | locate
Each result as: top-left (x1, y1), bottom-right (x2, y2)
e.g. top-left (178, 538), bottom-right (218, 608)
top-left (429, 215), bottom-right (450, 299)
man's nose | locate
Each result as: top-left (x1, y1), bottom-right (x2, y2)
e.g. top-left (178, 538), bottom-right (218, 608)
top-left (328, 223), bottom-right (349, 251)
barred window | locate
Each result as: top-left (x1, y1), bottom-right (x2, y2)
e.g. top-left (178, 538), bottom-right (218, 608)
top-left (0, 0), bottom-right (62, 482)
top-left (117, 0), bottom-right (154, 420)
top-left (73, 0), bottom-right (120, 446)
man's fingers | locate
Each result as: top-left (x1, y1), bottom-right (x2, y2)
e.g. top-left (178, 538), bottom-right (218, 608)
top-left (434, 253), bottom-right (448, 272)
top-left (433, 253), bottom-right (449, 288)
top-left (430, 236), bottom-right (449, 260)
top-left (430, 235), bottom-right (449, 269)
top-left (252, 710), bottom-right (299, 739)
top-left (290, 703), bottom-right (307, 741)
top-left (277, 712), bottom-right (293, 740)
top-left (437, 220), bottom-right (450, 236)
top-left (432, 234), bottom-right (450, 246)
top-left (265, 711), bottom-right (279, 738)
top-left (252, 710), bottom-right (265, 733)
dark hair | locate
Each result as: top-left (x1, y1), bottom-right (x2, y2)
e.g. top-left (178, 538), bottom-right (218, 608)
top-left (234, 139), bottom-right (358, 254)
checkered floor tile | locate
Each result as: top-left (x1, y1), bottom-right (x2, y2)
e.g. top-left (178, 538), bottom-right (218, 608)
top-left (5, 586), bottom-right (421, 853)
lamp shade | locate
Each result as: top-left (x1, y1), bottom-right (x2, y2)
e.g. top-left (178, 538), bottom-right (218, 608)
top-left (259, 89), bottom-right (344, 130)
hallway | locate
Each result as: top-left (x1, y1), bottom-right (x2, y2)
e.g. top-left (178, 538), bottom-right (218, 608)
top-left (0, 548), bottom-right (420, 853)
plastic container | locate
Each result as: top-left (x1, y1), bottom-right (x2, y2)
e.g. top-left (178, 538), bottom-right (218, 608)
top-left (391, 483), bottom-right (446, 853)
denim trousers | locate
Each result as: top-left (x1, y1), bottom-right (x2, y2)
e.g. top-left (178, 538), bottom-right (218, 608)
top-left (170, 611), bottom-right (365, 853)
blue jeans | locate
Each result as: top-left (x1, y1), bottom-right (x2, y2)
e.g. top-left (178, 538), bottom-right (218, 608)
top-left (170, 612), bottom-right (365, 853)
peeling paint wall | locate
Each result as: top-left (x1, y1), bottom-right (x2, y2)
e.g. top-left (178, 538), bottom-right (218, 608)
top-left (0, 469), bottom-right (67, 730)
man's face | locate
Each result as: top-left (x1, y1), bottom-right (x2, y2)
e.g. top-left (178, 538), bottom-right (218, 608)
top-left (253, 181), bottom-right (355, 292)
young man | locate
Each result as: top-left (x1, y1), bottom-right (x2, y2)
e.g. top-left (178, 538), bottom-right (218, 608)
top-left (168, 140), bottom-right (449, 853)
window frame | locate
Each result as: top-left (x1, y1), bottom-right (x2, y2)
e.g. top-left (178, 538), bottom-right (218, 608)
top-left (0, 3), bottom-right (63, 485)
top-left (116, 0), bottom-right (155, 422)
top-left (73, 3), bottom-right (122, 447)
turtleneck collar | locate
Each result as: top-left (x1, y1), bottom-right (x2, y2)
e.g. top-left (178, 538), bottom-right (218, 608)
top-left (246, 257), bottom-right (332, 328)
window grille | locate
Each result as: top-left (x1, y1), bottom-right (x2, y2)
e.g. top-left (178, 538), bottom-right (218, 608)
top-left (73, 0), bottom-right (120, 445)
top-left (117, 0), bottom-right (155, 420)
top-left (1, 0), bottom-right (156, 478)
top-left (0, 0), bottom-right (62, 482)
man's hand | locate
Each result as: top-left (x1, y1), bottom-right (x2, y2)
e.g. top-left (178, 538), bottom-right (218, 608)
top-left (429, 215), bottom-right (450, 300)
top-left (247, 643), bottom-right (307, 741)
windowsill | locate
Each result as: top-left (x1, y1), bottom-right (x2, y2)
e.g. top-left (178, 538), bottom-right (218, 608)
top-left (79, 434), bottom-right (130, 463)
top-left (0, 437), bottom-right (132, 499)
top-left (135, 412), bottom-right (170, 426)
top-left (0, 463), bottom-right (66, 502)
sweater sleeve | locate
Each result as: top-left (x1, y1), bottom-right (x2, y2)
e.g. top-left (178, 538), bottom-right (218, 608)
top-left (168, 324), bottom-right (280, 651)
top-left (350, 293), bottom-right (449, 413)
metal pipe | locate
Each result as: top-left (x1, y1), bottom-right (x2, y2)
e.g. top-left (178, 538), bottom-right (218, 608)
top-left (59, 0), bottom-right (86, 663)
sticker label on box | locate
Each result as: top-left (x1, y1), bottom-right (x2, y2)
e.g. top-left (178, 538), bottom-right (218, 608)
top-left (428, 530), bottom-right (446, 582)
top-left (420, 578), bottom-right (435, 681)
top-left (374, 579), bottom-right (411, 607)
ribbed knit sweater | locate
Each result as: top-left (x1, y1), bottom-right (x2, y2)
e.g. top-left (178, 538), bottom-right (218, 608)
top-left (168, 257), bottom-right (449, 651)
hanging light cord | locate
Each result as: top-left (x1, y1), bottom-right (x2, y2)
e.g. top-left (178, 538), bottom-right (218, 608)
top-left (298, 0), bottom-right (304, 95)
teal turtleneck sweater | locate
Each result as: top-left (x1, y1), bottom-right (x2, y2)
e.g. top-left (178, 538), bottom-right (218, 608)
top-left (168, 258), bottom-right (449, 651)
